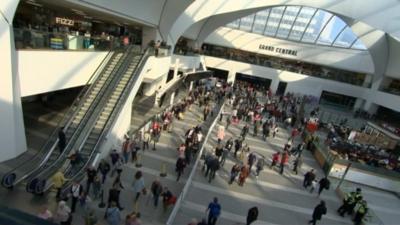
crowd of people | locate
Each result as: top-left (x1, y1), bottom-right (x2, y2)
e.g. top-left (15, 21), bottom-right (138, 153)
top-left (38, 78), bottom-right (376, 225)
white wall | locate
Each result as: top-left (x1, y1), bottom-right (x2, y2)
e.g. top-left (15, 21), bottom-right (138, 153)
top-left (204, 27), bottom-right (375, 74)
top-left (17, 50), bottom-right (109, 97)
top-left (171, 55), bottom-right (201, 71)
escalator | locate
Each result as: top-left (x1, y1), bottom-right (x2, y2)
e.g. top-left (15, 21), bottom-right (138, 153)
top-left (24, 48), bottom-right (137, 193)
top-left (2, 47), bottom-right (134, 192)
top-left (0, 48), bottom-right (124, 189)
top-left (30, 49), bottom-right (150, 194)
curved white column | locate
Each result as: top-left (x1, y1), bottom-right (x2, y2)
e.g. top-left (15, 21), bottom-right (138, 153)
top-left (0, 0), bottom-right (27, 162)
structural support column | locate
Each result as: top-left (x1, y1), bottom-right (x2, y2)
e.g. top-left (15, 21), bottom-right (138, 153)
top-left (227, 70), bottom-right (236, 84)
top-left (270, 78), bottom-right (280, 95)
top-left (0, 0), bottom-right (27, 162)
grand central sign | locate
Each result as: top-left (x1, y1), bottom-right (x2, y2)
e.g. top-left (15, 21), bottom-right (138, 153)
top-left (259, 44), bottom-right (298, 56)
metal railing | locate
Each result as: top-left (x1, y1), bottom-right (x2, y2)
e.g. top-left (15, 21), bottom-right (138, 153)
top-left (59, 49), bottom-right (150, 194)
top-left (25, 47), bottom-right (135, 193)
top-left (1, 48), bottom-right (113, 188)
top-left (166, 102), bottom-right (224, 225)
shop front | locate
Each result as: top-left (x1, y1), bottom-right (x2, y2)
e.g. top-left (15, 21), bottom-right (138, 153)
top-left (13, 0), bottom-right (142, 51)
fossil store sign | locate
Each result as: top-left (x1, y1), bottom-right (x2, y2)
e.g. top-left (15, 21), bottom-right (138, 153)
top-left (55, 17), bottom-right (74, 26)
top-left (259, 44), bottom-right (298, 56)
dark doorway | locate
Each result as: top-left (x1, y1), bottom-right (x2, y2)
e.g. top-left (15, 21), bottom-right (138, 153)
top-left (235, 73), bottom-right (271, 90)
top-left (276, 81), bottom-right (287, 96)
top-left (206, 67), bottom-right (228, 80)
top-left (319, 91), bottom-right (356, 111)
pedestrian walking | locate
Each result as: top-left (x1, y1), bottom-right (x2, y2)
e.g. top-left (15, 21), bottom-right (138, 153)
top-left (270, 152), bottom-right (280, 169)
top-left (121, 137), bottom-right (130, 163)
top-left (206, 197), bottom-right (221, 225)
top-left (220, 148), bottom-right (228, 166)
top-left (246, 206), bottom-right (259, 225)
top-left (85, 166), bottom-right (97, 194)
top-left (255, 157), bottom-right (265, 177)
top-left (97, 159), bottom-right (110, 184)
top-left (354, 200), bottom-right (368, 225)
top-left (142, 131), bottom-right (151, 151)
top-left (279, 151), bottom-right (289, 175)
top-left (308, 201), bottom-right (327, 225)
top-left (70, 181), bottom-right (83, 213)
top-left (176, 156), bottom-right (186, 181)
top-left (208, 157), bottom-right (220, 183)
top-left (105, 202), bottom-right (121, 225)
top-left (248, 152), bottom-right (257, 172)
top-left (292, 155), bottom-right (303, 175)
top-left (58, 127), bottom-right (66, 154)
top-left (107, 183), bottom-right (123, 210)
top-left (318, 176), bottom-right (330, 196)
top-left (56, 201), bottom-right (72, 225)
top-left (303, 169), bottom-right (316, 188)
top-left (51, 170), bottom-right (67, 200)
top-left (150, 179), bottom-right (163, 208)
top-left (238, 165), bottom-right (250, 186)
top-left (132, 171), bottom-right (145, 203)
top-left (229, 164), bottom-right (241, 184)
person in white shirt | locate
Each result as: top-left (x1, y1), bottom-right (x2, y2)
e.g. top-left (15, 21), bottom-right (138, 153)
top-left (70, 181), bottom-right (82, 213)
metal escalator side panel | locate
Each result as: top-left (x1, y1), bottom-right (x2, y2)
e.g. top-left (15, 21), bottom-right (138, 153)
top-left (25, 50), bottom-right (132, 193)
top-left (59, 52), bottom-right (149, 192)
top-left (2, 50), bottom-right (117, 189)
top-left (35, 48), bottom-right (137, 193)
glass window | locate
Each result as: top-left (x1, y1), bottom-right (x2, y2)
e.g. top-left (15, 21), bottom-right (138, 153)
top-left (224, 6), bottom-right (366, 50)
top-left (317, 16), bottom-right (346, 45)
top-left (333, 27), bottom-right (358, 48)
top-left (288, 7), bottom-right (316, 41)
top-left (239, 13), bottom-right (256, 32)
top-left (302, 10), bottom-right (333, 43)
top-left (226, 20), bottom-right (240, 29)
top-left (276, 6), bottom-right (301, 38)
top-left (252, 9), bottom-right (270, 34)
top-left (264, 6), bottom-right (285, 36)
top-left (351, 39), bottom-right (367, 50)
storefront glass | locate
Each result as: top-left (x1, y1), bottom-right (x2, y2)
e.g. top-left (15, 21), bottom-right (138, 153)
top-left (13, 1), bottom-right (142, 51)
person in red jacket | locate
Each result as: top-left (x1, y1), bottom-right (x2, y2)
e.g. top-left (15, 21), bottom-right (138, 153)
top-left (279, 151), bottom-right (290, 175)
top-left (270, 152), bottom-right (281, 169)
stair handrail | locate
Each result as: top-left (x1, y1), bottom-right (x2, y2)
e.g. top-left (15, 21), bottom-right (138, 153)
top-left (59, 49), bottom-right (150, 194)
top-left (26, 47), bottom-right (135, 192)
top-left (1, 49), bottom-right (114, 188)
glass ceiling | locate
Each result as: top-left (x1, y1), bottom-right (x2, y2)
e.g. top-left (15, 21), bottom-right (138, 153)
top-left (226, 6), bottom-right (367, 50)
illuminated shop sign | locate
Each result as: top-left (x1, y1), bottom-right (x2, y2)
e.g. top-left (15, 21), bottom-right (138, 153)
top-left (259, 44), bottom-right (297, 56)
top-left (55, 17), bottom-right (75, 26)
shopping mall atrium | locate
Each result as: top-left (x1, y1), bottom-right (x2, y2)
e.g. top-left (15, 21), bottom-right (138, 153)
top-left (1, 0), bottom-right (400, 224)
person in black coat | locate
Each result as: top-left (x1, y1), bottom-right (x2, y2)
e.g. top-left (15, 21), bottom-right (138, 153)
top-left (176, 157), bottom-right (186, 181)
top-left (309, 201), bottom-right (327, 225)
top-left (318, 177), bottom-right (330, 196)
top-left (246, 206), bottom-right (259, 225)
top-left (58, 127), bottom-right (66, 153)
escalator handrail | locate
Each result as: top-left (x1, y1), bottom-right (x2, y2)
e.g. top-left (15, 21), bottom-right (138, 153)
top-left (31, 48), bottom-right (138, 192)
top-left (59, 50), bottom-right (150, 194)
top-left (26, 48), bottom-right (134, 188)
top-left (1, 49), bottom-right (114, 188)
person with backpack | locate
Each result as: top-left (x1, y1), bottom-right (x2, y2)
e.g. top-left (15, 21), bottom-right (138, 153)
top-left (318, 176), bottom-right (330, 196)
top-left (206, 197), bottom-right (221, 225)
